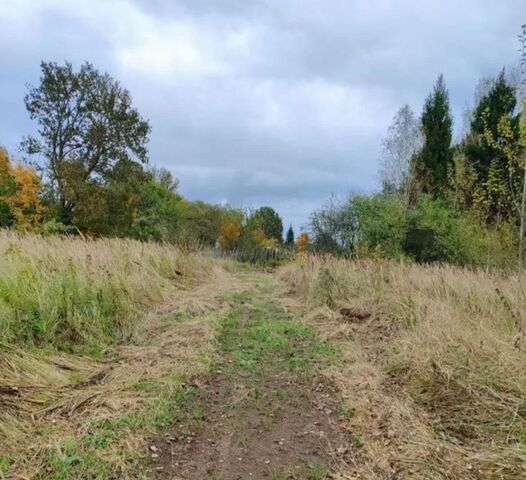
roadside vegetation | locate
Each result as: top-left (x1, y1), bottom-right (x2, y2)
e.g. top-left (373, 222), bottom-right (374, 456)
top-left (1, 231), bottom-right (525, 479)
top-left (306, 69), bottom-right (526, 270)
top-left (282, 255), bottom-right (526, 479)
top-left (0, 62), bottom-right (291, 259)
top-left (0, 230), bottom-right (235, 479)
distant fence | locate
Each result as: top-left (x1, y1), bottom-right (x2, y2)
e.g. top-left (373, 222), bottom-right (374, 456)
top-left (206, 246), bottom-right (294, 264)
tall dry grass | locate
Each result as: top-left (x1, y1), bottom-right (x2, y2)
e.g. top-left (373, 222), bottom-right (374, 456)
top-left (0, 230), bottom-right (235, 478)
top-left (0, 230), bottom-right (214, 350)
top-left (282, 255), bottom-right (526, 479)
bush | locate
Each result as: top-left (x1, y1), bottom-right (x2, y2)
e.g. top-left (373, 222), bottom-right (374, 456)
top-left (405, 196), bottom-right (517, 267)
top-left (310, 194), bottom-right (406, 258)
top-left (310, 193), bottom-right (517, 268)
top-left (352, 194), bottom-right (406, 258)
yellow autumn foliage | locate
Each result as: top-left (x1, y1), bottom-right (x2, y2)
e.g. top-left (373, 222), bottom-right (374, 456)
top-left (218, 218), bottom-right (242, 250)
top-left (0, 148), bottom-right (45, 231)
top-left (296, 232), bottom-right (310, 252)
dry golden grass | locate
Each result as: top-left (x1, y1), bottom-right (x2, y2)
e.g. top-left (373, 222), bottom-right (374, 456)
top-left (280, 255), bottom-right (526, 479)
top-left (0, 230), bottom-right (221, 348)
top-left (0, 231), bottom-right (239, 479)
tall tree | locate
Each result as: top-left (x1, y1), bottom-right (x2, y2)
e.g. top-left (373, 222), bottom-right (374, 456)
top-left (416, 75), bottom-right (453, 196)
top-left (379, 104), bottom-right (422, 209)
top-left (249, 206), bottom-right (283, 243)
top-left (285, 225), bottom-right (295, 246)
top-left (22, 61), bottom-right (150, 224)
top-left (462, 70), bottom-right (520, 222)
top-left (467, 70), bottom-right (518, 179)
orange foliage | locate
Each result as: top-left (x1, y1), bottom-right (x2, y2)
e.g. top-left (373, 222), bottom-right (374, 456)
top-left (218, 219), bottom-right (242, 250)
top-left (0, 148), bottom-right (45, 231)
top-left (296, 232), bottom-right (310, 252)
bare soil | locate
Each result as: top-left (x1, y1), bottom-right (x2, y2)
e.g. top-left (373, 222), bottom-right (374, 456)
top-left (151, 372), bottom-right (344, 479)
top-left (146, 281), bottom-right (348, 480)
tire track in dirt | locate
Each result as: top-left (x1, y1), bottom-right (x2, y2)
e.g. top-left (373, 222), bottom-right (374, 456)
top-left (147, 274), bottom-right (349, 479)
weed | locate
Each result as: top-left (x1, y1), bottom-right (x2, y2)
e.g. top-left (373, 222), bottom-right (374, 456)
top-left (0, 457), bottom-right (10, 476)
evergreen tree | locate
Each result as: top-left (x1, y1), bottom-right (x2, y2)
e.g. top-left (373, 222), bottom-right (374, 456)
top-left (416, 75), bottom-right (453, 197)
top-left (461, 70), bottom-right (520, 221)
top-left (466, 69), bottom-right (518, 180)
top-left (285, 225), bottom-right (295, 246)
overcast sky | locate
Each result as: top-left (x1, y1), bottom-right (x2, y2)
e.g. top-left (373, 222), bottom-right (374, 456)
top-left (0, 1), bottom-right (524, 231)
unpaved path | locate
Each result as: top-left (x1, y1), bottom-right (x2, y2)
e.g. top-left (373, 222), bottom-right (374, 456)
top-left (147, 272), bottom-right (348, 479)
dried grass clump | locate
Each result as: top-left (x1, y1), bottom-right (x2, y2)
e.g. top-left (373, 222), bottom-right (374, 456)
top-left (282, 255), bottom-right (526, 479)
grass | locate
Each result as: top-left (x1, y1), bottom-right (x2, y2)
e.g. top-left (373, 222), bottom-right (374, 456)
top-left (0, 230), bottom-right (235, 479)
top-left (0, 230), bottom-right (215, 350)
top-left (270, 461), bottom-right (329, 480)
top-left (281, 254), bottom-right (526, 479)
top-left (4, 230), bottom-right (524, 479)
top-left (218, 296), bottom-right (338, 375)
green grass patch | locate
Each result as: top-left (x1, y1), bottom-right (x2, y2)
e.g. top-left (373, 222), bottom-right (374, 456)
top-left (37, 374), bottom-right (199, 479)
top-left (217, 297), bottom-right (338, 374)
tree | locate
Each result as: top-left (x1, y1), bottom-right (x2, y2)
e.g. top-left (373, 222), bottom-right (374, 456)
top-left (296, 232), bottom-right (310, 253)
top-left (0, 148), bottom-right (45, 230)
top-left (379, 104), bottom-right (422, 209)
top-left (285, 225), bottom-right (295, 246)
top-left (218, 218), bottom-right (242, 250)
top-left (310, 194), bottom-right (406, 258)
top-left (22, 61), bottom-right (150, 224)
top-left (467, 70), bottom-right (519, 208)
top-left (447, 150), bottom-right (478, 210)
top-left (150, 166), bottom-right (179, 193)
top-left (9, 164), bottom-right (46, 231)
top-left (310, 195), bottom-right (359, 254)
top-left (0, 148), bottom-right (16, 227)
top-left (416, 75), bottom-right (453, 197)
top-left (249, 207), bottom-right (283, 243)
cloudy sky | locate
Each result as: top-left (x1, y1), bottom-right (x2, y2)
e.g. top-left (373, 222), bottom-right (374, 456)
top-left (0, 1), bottom-right (524, 231)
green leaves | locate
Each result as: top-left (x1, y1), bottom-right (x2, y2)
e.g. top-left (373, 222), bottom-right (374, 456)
top-left (417, 74), bottom-right (454, 197)
top-left (22, 61), bottom-right (151, 224)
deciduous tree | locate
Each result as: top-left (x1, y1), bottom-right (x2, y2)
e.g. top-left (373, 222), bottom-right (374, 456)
top-left (22, 61), bottom-right (150, 224)
top-left (249, 207), bottom-right (283, 243)
top-left (218, 219), bottom-right (242, 250)
top-left (379, 104), bottom-right (422, 210)
top-left (296, 232), bottom-right (310, 253)
top-left (0, 148), bottom-right (45, 230)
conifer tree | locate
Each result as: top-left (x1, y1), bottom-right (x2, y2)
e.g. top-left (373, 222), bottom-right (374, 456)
top-left (285, 225), bottom-right (294, 246)
top-left (416, 75), bottom-right (453, 197)
top-left (467, 69), bottom-right (518, 181)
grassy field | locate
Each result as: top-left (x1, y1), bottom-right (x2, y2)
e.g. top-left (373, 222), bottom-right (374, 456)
top-left (0, 231), bottom-right (235, 479)
top-left (282, 255), bottom-right (526, 479)
top-left (1, 232), bottom-right (525, 479)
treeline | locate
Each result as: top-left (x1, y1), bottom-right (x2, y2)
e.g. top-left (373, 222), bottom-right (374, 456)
top-left (0, 61), bottom-right (294, 252)
top-left (309, 68), bottom-right (526, 268)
